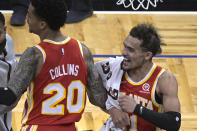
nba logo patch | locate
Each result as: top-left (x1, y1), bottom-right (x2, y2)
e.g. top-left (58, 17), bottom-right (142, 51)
top-left (142, 83), bottom-right (150, 91)
top-left (61, 48), bottom-right (64, 55)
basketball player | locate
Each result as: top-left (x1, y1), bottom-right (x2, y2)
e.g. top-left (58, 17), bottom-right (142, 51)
top-left (0, 0), bottom-right (107, 131)
top-left (96, 24), bottom-right (181, 131)
top-left (0, 12), bottom-right (17, 131)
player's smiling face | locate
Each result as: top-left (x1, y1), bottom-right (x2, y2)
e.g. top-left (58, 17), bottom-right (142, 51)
top-left (122, 35), bottom-right (147, 71)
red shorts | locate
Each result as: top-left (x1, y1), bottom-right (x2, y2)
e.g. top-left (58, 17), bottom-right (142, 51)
top-left (21, 123), bottom-right (77, 131)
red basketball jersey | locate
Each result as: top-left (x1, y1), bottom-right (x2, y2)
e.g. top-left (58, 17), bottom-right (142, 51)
top-left (119, 64), bottom-right (165, 131)
top-left (22, 37), bottom-right (88, 127)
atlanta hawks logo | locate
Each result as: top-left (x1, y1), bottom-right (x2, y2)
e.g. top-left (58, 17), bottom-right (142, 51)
top-left (142, 83), bottom-right (150, 92)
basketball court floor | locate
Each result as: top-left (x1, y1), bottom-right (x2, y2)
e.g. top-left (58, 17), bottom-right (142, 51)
top-left (1, 10), bottom-right (197, 130)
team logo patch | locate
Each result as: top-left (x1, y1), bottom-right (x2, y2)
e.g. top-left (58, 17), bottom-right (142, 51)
top-left (107, 87), bottom-right (118, 100)
top-left (142, 83), bottom-right (150, 92)
top-left (101, 62), bottom-right (110, 74)
top-left (106, 71), bottom-right (112, 80)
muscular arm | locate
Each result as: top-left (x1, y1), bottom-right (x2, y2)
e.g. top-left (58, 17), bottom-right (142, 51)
top-left (136, 72), bottom-right (181, 130)
top-left (159, 71), bottom-right (180, 112)
top-left (119, 71), bottom-right (181, 130)
top-left (8, 47), bottom-right (42, 96)
top-left (140, 72), bottom-right (181, 130)
top-left (0, 47), bottom-right (42, 106)
top-left (81, 44), bottom-right (107, 110)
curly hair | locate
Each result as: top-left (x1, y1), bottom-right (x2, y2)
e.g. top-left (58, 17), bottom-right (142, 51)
top-left (30, 0), bottom-right (67, 31)
top-left (130, 23), bottom-right (164, 56)
top-left (0, 12), bottom-right (5, 25)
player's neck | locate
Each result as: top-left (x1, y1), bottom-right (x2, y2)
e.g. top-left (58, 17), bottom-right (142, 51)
top-left (127, 62), bottom-right (153, 82)
top-left (39, 30), bottom-right (66, 42)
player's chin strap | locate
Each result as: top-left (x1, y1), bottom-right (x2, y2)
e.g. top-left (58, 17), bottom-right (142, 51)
top-left (134, 104), bottom-right (181, 131)
top-left (0, 87), bottom-right (17, 106)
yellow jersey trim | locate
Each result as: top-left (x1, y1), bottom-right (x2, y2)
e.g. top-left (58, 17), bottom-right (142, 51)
top-left (35, 45), bottom-right (46, 63)
top-left (125, 64), bottom-right (157, 85)
top-left (21, 125), bottom-right (28, 131)
top-left (30, 125), bottom-right (38, 131)
top-left (151, 68), bottom-right (165, 108)
top-left (77, 40), bottom-right (83, 57)
top-left (22, 82), bottom-right (35, 124)
top-left (43, 37), bottom-right (71, 45)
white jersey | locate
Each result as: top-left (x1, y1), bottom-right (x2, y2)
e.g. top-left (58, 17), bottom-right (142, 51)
top-left (95, 57), bottom-right (124, 110)
top-left (0, 34), bottom-right (18, 131)
top-left (95, 57), bottom-right (125, 131)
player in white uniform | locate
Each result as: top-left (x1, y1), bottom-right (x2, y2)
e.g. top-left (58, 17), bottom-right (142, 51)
top-left (0, 12), bottom-right (18, 131)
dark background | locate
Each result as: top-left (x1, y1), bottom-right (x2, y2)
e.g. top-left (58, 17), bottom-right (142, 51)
top-left (93, 0), bottom-right (197, 11)
top-left (0, 0), bottom-right (11, 10)
top-left (0, 0), bottom-right (197, 11)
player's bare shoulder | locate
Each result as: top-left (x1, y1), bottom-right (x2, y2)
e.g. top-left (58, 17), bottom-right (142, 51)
top-left (80, 43), bottom-right (93, 65)
top-left (157, 70), bottom-right (178, 94)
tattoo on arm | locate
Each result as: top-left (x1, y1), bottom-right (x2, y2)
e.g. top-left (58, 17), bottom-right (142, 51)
top-left (8, 47), bottom-right (40, 97)
top-left (82, 44), bottom-right (107, 109)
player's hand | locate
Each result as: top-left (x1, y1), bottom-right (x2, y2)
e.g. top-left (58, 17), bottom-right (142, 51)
top-left (118, 95), bottom-right (137, 113)
top-left (109, 107), bottom-right (130, 128)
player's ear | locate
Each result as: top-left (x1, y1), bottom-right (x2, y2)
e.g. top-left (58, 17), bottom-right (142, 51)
top-left (40, 21), bottom-right (47, 30)
top-left (145, 51), bottom-right (153, 60)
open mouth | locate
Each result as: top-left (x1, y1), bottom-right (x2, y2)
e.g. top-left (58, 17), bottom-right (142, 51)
top-left (123, 58), bottom-right (130, 66)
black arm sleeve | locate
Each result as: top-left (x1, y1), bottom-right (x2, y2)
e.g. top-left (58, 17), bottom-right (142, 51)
top-left (134, 104), bottom-right (181, 131)
top-left (0, 87), bottom-right (17, 106)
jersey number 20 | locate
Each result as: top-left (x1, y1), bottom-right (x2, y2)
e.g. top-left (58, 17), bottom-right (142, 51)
top-left (41, 80), bottom-right (85, 115)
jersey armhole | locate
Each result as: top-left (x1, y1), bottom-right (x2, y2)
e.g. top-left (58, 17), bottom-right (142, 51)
top-left (151, 69), bottom-right (165, 108)
top-left (34, 45), bottom-right (46, 63)
top-left (155, 90), bottom-right (162, 104)
top-left (76, 40), bottom-right (83, 57)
